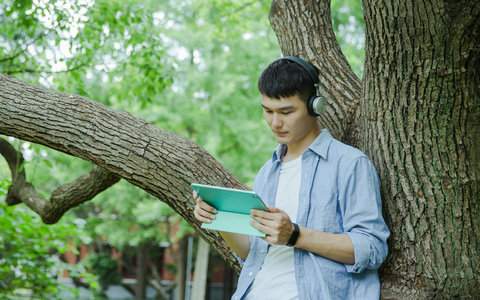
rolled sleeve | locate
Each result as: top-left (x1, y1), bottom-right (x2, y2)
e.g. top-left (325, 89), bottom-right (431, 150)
top-left (340, 156), bottom-right (390, 274)
top-left (346, 232), bottom-right (371, 273)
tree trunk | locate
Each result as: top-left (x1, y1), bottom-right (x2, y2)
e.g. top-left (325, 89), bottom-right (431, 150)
top-left (269, 0), bottom-right (362, 146)
top-left (361, 1), bottom-right (480, 298)
top-left (268, 0), bottom-right (480, 298)
top-left (176, 235), bottom-right (188, 300)
top-left (135, 242), bottom-right (147, 300)
top-left (0, 0), bottom-right (479, 298)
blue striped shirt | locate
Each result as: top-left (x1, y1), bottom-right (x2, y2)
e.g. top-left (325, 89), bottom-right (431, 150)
top-left (232, 129), bottom-right (390, 300)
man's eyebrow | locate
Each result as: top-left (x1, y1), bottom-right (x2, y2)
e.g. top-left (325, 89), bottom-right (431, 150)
top-left (261, 104), bottom-right (296, 111)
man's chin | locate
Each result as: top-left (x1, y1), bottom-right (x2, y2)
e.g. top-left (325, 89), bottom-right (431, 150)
top-left (274, 136), bottom-right (289, 144)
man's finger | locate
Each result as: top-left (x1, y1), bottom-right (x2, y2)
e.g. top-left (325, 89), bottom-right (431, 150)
top-left (251, 209), bottom-right (276, 220)
top-left (252, 215), bottom-right (278, 229)
top-left (266, 206), bottom-right (282, 213)
top-left (197, 198), bottom-right (217, 214)
top-left (194, 206), bottom-right (216, 223)
top-left (194, 210), bottom-right (211, 223)
top-left (197, 207), bottom-right (216, 219)
top-left (250, 220), bottom-right (271, 236)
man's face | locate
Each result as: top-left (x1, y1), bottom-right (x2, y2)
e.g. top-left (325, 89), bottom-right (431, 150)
top-left (262, 94), bottom-right (319, 149)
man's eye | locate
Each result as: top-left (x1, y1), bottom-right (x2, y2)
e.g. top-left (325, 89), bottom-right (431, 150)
top-left (282, 111), bottom-right (291, 115)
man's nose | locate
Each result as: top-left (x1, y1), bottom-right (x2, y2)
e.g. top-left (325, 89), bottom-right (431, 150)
top-left (271, 113), bottom-right (283, 128)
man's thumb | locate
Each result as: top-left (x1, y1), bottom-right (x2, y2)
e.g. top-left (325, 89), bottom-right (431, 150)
top-left (267, 206), bottom-right (280, 213)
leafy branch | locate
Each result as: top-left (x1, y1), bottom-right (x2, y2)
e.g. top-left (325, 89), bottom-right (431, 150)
top-left (0, 138), bottom-right (120, 224)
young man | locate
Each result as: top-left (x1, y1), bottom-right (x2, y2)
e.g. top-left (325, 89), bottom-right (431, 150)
top-left (193, 56), bottom-right (390, 299)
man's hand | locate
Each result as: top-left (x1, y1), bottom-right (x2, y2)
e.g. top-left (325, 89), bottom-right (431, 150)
top-left (192, 190), bottom-right (250, 260)
top-left (250, 206), bottom-right (355, 264)
top-left (193, 191), bottom-right (217, 223)
top-left (250, 206), bottom-right (295, 245)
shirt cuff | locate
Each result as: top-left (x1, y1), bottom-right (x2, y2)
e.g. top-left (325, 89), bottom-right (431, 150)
top-left (345, 232), bottom-right (370, 273)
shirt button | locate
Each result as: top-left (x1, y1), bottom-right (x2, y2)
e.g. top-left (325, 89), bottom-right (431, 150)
top-left (235, 297), bottom-right (238, 300)
top-left (260, 249), bottom-right (265, 254)
top-left (248, 272), bottom-right (253, 277)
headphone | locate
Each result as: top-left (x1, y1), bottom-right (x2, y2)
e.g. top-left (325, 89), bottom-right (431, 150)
top-left (278, 56), bottom-right (327, 117)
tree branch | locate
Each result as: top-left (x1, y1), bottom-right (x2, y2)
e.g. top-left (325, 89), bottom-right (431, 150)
top-left (0, 137), bottom-right (120, 224)
top-left (149, 258), bottom-right (174, 300)
top-left (0, 31), bottom-right (47, 63)
top-left (4, 61), bottom-right (89, 76)
top-left (121, 282), bottom-right (136, 296)
top-left (0, 137), bottom-right (24, 182)
top-left (0, 29), bottom-right (53, 65)
top-left (269, 0), bottom-right (362, 146)
top-left (0, 73), bottom-right (243, 273)
top-left (0, 48), bottom-right (27, 63)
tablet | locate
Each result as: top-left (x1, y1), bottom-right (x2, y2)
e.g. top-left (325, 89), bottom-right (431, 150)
top-left (191, 183), bottom-right (268, 237)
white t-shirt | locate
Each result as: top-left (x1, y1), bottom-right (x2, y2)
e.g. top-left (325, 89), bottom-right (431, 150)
top-left (244, 155), bottom-right (302, 300)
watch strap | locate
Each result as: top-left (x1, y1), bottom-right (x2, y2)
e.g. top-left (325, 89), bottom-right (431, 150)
top-left (286, 223), bottom-right (300, 247)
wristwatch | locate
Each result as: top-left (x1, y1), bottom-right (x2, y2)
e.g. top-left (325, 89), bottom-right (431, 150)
top-left (286, 223), bottom-right (300, 247)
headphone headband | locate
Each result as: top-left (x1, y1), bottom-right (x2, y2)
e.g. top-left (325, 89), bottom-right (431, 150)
top-left (278, 56), bottom-right (319, 84)
top-left (277, 56), bottom-right (326, 117)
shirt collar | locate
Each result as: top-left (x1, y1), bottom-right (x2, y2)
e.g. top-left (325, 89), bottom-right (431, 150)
top-left (308, 128), bottom-right (333, 159)
top-left (271, 128), bottom-right (333, 162)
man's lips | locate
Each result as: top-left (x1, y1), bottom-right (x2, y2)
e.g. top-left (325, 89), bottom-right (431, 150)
top-left (274, 131), bottom-right (288, 136)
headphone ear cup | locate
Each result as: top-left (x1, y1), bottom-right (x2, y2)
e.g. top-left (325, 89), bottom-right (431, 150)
top-left (307, 95), bottom-right (327, 116)
top-left (307, 95), bottom-right (318, 116)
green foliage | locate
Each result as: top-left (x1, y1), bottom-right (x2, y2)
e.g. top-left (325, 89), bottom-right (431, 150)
top-left (331, 0), bottom-right (365, 77)
top-left (82, 253), bottom-right (122, 296)
top-left (126, 0), bottom-right (280, 186)
top-left (82, 181), bottom-right (181, 249)
top-left (1, 0), bottom-right (365, 184)
top-left (0, 0), bottom-right (174, 99)
top-left (0, 0), bottom-right (367, 293)
top-left (0, 178), bottom-right (92, 298)
top-left (0, 0), bottom-right (92, 82)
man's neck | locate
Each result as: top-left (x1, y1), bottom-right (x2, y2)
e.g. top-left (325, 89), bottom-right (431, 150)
top-left (283, 127), bottom-right (321, 162)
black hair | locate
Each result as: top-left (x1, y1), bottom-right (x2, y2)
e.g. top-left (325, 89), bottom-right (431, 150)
top-left (257, 57), bottom-right (319, 102)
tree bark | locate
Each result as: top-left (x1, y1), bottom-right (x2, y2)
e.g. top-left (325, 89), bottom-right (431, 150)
top-left (1, 0), bottom-right (479, 298)
top-left (0, 137), bottom-right (120, 223)
top-left (176, 235), bottom-right (188, 300)
top-left (135, 242), bottom-right (147, 300)
top-left (0, 73), bottom-right (242, 274)
top-left (361, 1), bottom-right (480, 298)
top-left (269, 0), bottom-right (362, 146)
top-left (269, 0), bottom-right (480, 298)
